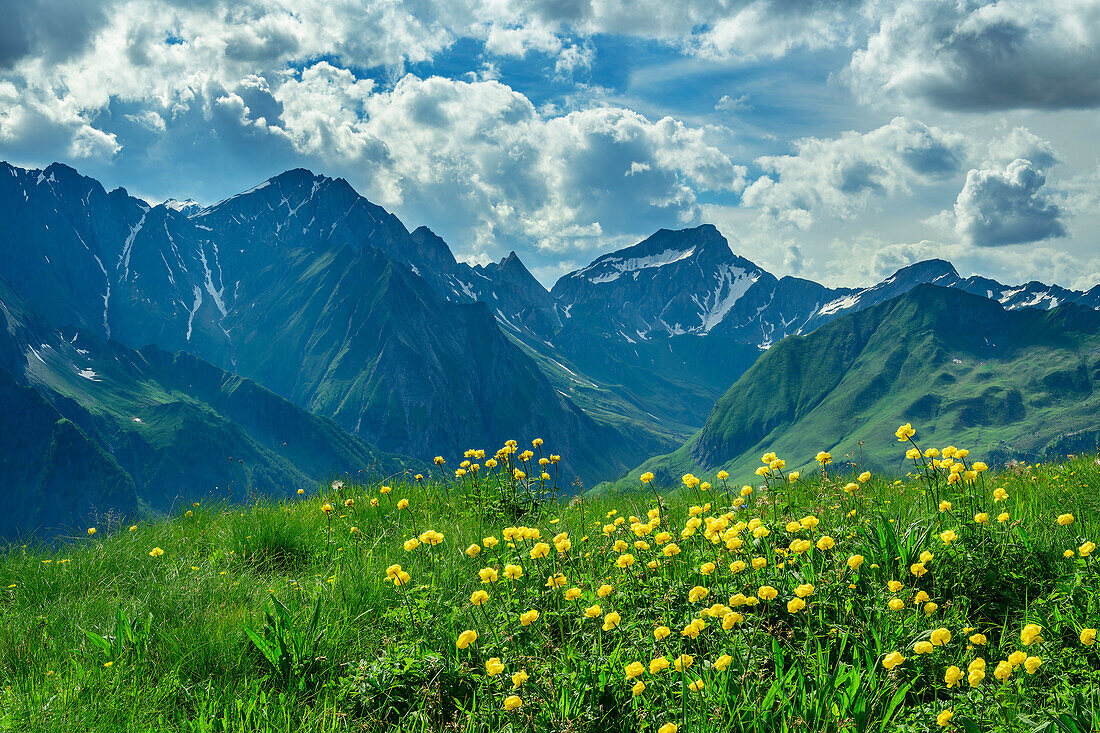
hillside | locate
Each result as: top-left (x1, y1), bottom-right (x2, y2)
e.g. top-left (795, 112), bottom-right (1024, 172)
top-left (626, 285), bottom-right (1100, 486)
top-left (0, 276), bottom-right (411, 537)
top-left (1, 447), bottom-right (1098, 731)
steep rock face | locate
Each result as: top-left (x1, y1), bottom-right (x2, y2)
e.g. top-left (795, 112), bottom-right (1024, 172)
top-left (0, 163), bottom-right (633, 486)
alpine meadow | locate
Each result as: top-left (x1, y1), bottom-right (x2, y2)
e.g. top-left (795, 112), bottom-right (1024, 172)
top-left (2, 0), bottom-right (1100, 731)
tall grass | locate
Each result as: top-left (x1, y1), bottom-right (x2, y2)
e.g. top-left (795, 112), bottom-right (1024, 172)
top-left (1, 433), bottom-right (1098, 732)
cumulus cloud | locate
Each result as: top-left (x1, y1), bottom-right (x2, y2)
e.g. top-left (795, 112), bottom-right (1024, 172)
top-left (849, 0), bottom-right (1100, 111)
top-left (740, 117), bottom-right (966, 227)
top-left (953, 159), bottom-right (1066, 247)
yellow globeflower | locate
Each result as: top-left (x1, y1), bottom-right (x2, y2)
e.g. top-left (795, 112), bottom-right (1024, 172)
top-left (945, 666), bottom-right (963, 688)
top-left (1058, 513), bottom-right (1074, 526)
top-left (479, 567), bottom-right (499, 584)
top-left (688, 586), bottom-right (710, 603)
top-left (597, 584), bottom-right (613, 598)
top-left (403, 538), bottom-right (420, 552)
top-left (815, 451), bottom-right (832, 465)
top-left (663, 543), bottom-right (681, 557)
top-left (938, 500), bottom-right (951, 512)
top-left (752, 556), bottom-right (767, 570)
top-left (910, 562), bottom-right (928, 578)
top-left (396, 499), bottom-right (409, 510)
top-left (969, 633), bottom-right (987, 646)
top-left (714, 654), bottom-right (733, 671)
top-left (1080, 628), bottom-right (1097, 646)
top-left (1080, 541), bottom-right (1096, 557)
top-left (466, 544), bottom-right (481, 558)
top-left (1020, 624), bottom-right (1042, 646)
top-left (882, 651), bottom-right (905, 670)
top-left (486, 657), bottom-right (504, 675)
top-left (564, 587), bottom-right (582, 601)
top-left (997, 512), bottom-right (1010, 523)
top-left (930, 628), bottom-right (951, 646)
top-left (888, 580), bottom-right (904, 593)
top-left (632, 681), bottom-right (646, 696)
top-left (888, 598), bottom-right (904, 611)
top-left (511, 670), bottom-right (528, 689)
top-left (758, 585), bottom-right (778, 601)
top-left (974, 512), bottom-right (989, 525)
top-left (470, 589), bottom-right (489, 606)
top-left (895, 423), bottom-right (915, 441)
top-left (1024, 656), bottom-right (1042, 674)
top-left (519, 610), bottom-right (540, 626)
top-left (906, 448), bottom-right (921, 460)
top-left (937, 710), bottom-right (954, 727)
top-left (994, 660), bottom-right (1012, 682)
top-left (584, 604), bottom-right (602, 618)
top-left (816, 536), bottom-right (835, 551)
top-left (602, 611), bottom-right (622, 631)
top-left (650, 656), bottom-right (670, 674)
top-left (654, 625), bottom-right (671, 641)
top-left (688, 678), bottom-right (705, 693)
top-left (787, 598), bottom-right (806, 614)
top-left (504, 564), bottom-right (524, 580)
top-left (673, 654), bottom-right (693, 671)
top-left (847, 555), bottom-right (865, 571)
top-left (616, 554), bottom-right (635, 568)
top-left (939, 530), bottom-right (957, 545)
top-left (456, 630), bottom-right (478, 649)
top-left (624, 661), bottom-right (645, 679)
top-left (658, 724), bottom-right (678, 733)
top-left (640, 472), bottom-right (655, 484)
top-left (321, 503), bottom-right (333, 515)
top-left (503, 695), bottom-right (523, 711)
top-left (913, 641), bottom-right (934, 655)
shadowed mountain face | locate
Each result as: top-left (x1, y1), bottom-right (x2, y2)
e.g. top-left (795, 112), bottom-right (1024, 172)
top-left (625, 286), bottom-right (1100, 488)
top-left (0, 275), bottom-right (412, 537)
top-left (1, 161), bottom-right (1097, 500)
top-left (0, 162), bottom-right (632, 487)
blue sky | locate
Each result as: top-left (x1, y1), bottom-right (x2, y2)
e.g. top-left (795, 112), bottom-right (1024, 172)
top-left (1, 0), bottom-right (1098, 290)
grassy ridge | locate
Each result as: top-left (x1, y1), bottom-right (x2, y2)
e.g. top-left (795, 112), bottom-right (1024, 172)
top-left (1, 434), bottom-right (1100, 732)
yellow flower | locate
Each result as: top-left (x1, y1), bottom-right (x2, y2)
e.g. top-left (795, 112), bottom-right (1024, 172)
top-left (924, 602), bottom-right (939, 615)
top-left (994, 660), bottom-right (1012, 682)
top-left (596, 584), bottom-right (613, 598)
top-left (624, 661), bottom-right (645, 679)
top-left (380, 485), bottom-right (392, 494)
top-left (787, 598), bottom-right (806, 614)
top-left (503, 695), bottom-right (523, 711)
top-left (673, 654), bottom-right (693, 671)
top-left (479, 567), bottom-right (499, 584)
top-left (847, 555), bottom-right (865, 571)
top-left (815, 451), bottom-right (832, 465)
top-left (148, 547), bottom-right (164, 558)
top-left (914, 590), bottom-right (930, 604)
top-left (128, 525), bottom-right (137, 532)
top-left (1065, 549), bottom-right (1076, 558)
top-left (466, 544), bottom-right (481, 557)
top-left (320, 503), bottom-right (333, 515)
top-left (688, 586), bottom-right (710, 603)
top-left (688, 678), bottom-right (705, 693)
top-left (471, 590), bottom-right (489, 606)
top-left (815, 536), bottom-right (835, 551)
top-left (456, 630), bottom-right (478, 649)
top-left (910, 562), bottom-right (928, 578)
top-left (396, 499), bottom-right (409, 510)
top-left (895, 423), bottom-right (916, 441)
top-left (369, 498), bottom-right (379, 507)
top-left (1058, 513), bottom-right (1074, 526)
top-left (969, 633), bottom-right (987, 646)
top-left (938, 500), bottom-right (951, 512)
top-left (658, 724), bottom-right (678, 733)
top-left (640, 472), bottom-right (655, 484)
top-left (564, 587), bottom-right (582, 601)
top-left (103, 661), bottom-right (113, 668)
top-left (296, 489), bottom-right (305, 496)
top-left (529, 542), bottom-right (550, 559)
top-left (650, 656), bottom-right (670, 674)
top-left (1080, 541), bottom-right (1096, 557)
top-left (511, 670), bottom-right (528, 689)
top-left (87, 527), bottom-right (97, 536)
top-left (882, 651), bottom-right (905, 670)
top-left (714, 654), bottom-right (733, 671)
top-left (1080, 628), bottom-right (1097, 646)
top-left (788, 471), bottom-right (800, 481)
top-left (740, 486), bottom-right (753, 497)
top-left (504, 564), bottom-right (523, 580)
top-left (1024, 656), bottom-right (1042, 674)
top-left (937, 710), bottom-right (954, 727)
top-left (794, 583), bottom-right (814, 598)
top-left (616, 554), bottom-right (635, 568)
top-left (520, 610), bottom-right (540, 626)
top-left (717, 470), bottom-right (729, 480)
top-left (945, 666), bottom-right (963, 688)
top-left (888, 598), bottom-right (904, 611)
top-left (486, 657), bottom-right (504, 675)
top-left (403, 539), bottom-right (420, 552)
top-left (419, 530), bottom-right (444, 546)
top-left (930, 628), bottom-right (951, 646)
top-left (939, 530), bottom-right (957, 545)
top-left (699, 562), bottom-right (716, 575)
top-left (752, 556), bottom-right (767, 570)
top-left (632, 680), bottom-right (646, 696)
top-left (1020, 624), bottom-right (1042, 646)
top-left (993, 487), bottom-right (1008, 502)
top-left (887, 580), bottom-right (903, 593)
top-left (974, 512), bottom-right (989, 525)
top-left (906, 448), bottom-right (921, 460)
top-left (997, 512), bottom-right (1010, 523)
top-left (914, 641), bottom-right (934, 655)
top-left (602, 611), bottom-right (622, 631)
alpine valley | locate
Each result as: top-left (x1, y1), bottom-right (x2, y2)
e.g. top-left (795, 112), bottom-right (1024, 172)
top-left (3, 161), bottom-right (1099, 534)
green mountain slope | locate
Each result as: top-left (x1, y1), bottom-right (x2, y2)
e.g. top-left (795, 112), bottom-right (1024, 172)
top-left (0, 277), bottom-right (412, 537)
top-left (627, 285), bottom-right (1100, 486)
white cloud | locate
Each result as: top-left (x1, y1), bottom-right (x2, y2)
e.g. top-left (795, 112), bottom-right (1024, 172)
top-left (952, 159), bottom-right (1066, 247)
top-left (740, 116), bottom-right (966, 227)
top-left (849, 0), bottom-right (1100, 111)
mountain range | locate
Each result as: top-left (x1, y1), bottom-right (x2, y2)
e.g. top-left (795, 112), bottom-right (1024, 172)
top-left (2, 160), bottom-right (1098, 532)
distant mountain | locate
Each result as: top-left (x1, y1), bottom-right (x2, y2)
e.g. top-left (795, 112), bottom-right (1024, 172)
top-left (3, 161), bottom-right (1096, 489)
top-left (625, 285), bottom-right (1100, 486)
top-left (0, 162), bottom-right (639, 485)
top-left (0, 275), bottom-right (411, 537)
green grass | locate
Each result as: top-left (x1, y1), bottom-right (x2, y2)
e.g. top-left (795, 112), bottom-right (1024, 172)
top-left (2, 440), bottom-right (1100, 732)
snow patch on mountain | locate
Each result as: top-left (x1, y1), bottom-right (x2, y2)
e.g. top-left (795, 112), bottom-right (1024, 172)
top-left (580, 247), bottom-right (697, 284)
